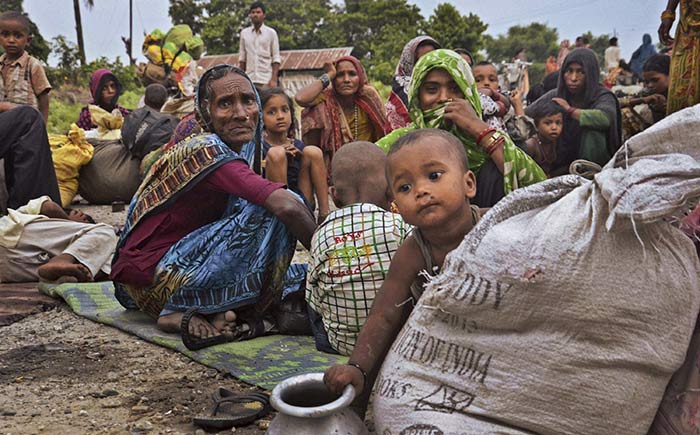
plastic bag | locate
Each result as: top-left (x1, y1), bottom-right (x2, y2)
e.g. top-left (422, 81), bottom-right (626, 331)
top-left (49, 124), bottom-right (94, 206)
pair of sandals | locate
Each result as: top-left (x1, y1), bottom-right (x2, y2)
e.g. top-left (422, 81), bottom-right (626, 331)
top-left (193, 387), bottom-right (271, 430)
top-left (180, 307), bottom-right (276, 351)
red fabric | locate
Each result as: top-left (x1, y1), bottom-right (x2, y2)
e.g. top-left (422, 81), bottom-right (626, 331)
top-left (110, 160), bottom-right (284, 287)
top-left (301, 55), bottom-right (387, 159)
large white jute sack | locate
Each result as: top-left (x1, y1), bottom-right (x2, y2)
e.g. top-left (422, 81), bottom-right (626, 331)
top-left (373, 105), bottom-right (700, 435)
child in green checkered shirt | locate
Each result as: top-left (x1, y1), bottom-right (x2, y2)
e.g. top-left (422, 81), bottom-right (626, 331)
top-left (324, 129), bottom-right (481, 414)
top-left (306, 141), bottom-right (411, 356)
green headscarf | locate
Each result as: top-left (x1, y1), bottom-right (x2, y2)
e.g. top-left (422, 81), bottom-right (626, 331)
top-left (377, 49), bottom-right (545, 194)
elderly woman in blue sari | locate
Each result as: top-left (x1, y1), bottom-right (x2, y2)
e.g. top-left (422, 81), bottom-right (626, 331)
top-left (110, 65), bottom-right (316, 351)
top-left (377, 49), bottom-right (545, 207)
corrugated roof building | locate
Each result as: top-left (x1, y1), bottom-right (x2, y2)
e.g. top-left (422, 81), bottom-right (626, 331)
top-left (198, 47), bottom-right (355, 97)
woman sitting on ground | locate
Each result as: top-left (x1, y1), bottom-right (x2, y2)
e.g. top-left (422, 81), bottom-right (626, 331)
top-left (76, 68), bottom-right (130, 130)
top-left (385, 36), bottom-right (441, 131)
top-left (526, 48), bottom-right (622, 173)
top-left (376, 49), bottom-right (545, 207)
top-left (296, 56), bottom-right (387, 173)
top-left (110, 65), bottom-right (316, 351)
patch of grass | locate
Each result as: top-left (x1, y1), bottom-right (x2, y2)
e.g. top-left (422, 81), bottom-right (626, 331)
top-left (47, 89), bottom-right (143, 135)
top-left (47, 99), bottom-right (83, 135)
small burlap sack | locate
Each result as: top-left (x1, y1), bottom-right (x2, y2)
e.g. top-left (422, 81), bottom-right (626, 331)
top-left (374, 105), bottom-right (700, 435)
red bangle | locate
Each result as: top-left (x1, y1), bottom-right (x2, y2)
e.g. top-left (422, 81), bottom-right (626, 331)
top-left (476, 127), bottom-right (497, 146)
top-left (567, 107), bottom-right (577, 116)
top-left (484, 136), bottom-right (505, 155)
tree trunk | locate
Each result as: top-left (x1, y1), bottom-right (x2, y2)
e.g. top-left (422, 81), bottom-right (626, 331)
top-left (73, 0), bottom-right (86, 66)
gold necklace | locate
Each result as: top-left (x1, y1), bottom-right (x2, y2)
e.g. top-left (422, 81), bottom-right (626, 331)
top-left (353, 104), bottom-right (359, 139)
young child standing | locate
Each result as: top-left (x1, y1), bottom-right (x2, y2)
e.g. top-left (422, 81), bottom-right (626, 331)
top-left (324, 128), bottom-right (480, 410)
top-left (472, 61), bottom-right (510, 130)
top-left (261, 88), bottom-right (330, 223)
top-left (306, 141), bottom-right (411, 356)
top-left (0, 11), bottom-right (51, 123)
top-left (523, 101), bottom-right (565, 177)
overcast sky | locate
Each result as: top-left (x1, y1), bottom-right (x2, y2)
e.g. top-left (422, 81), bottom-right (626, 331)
top-left (24, 0), bottom-right (671, 66)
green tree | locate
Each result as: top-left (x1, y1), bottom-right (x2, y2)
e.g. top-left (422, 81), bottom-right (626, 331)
top-left (200, 0), bottom-right (248, 55)
top-left (425, 3), bottom-right (487, 54)
top-left (169, 0), bottom-right (206, 35)
top-left (0, 0), bottom-right (50, 62)
top-left (320, 0), bottom-right (426, 84)
top-left (581, 31), bottom-right (611, 65)
top-left (484, 22), bottom-right (559, 63)
top-left (265, 0), bottom-right (334, 50)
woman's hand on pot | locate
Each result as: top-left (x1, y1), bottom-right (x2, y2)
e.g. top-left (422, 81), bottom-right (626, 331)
top-left (324, 364), bottom-right (364, 396)
top-left (323, 61), bottom-right (337, 80)
top-left (444, 99), bottom-right (484, 136)
top-left (552, 97), bottom-right (571, 111)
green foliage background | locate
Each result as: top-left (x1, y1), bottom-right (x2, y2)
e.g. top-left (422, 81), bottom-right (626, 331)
top-left (5, 0), bottom-right (613, 135)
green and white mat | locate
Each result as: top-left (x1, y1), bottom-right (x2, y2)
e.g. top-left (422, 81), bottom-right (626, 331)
top-left (40, 281), bottom-right (346, 390)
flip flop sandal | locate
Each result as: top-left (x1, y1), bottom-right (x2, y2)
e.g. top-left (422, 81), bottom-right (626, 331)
top-left (180, 308), bottom-right (277, 351)
top-left (193, 388), bottom-right (271, 430)
top-left (180, 307), bottom-right (235, 351)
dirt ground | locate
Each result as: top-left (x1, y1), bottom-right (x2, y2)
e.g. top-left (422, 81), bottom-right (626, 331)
top-left (0, 306), bottom-right (271, 435)
top-left (0, 205), bottom-right (275, 435)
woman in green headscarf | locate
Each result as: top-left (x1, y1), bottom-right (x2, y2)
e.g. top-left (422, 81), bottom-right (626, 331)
top-left (377, 49), bottom-right (545, 207)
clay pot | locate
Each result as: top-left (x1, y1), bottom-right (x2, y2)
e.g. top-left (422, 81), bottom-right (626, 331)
top-left (267, 372), bottom-right (368, 435)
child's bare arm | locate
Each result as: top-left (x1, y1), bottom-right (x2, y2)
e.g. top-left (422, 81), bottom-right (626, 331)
top-left (40, 201), bottom-right (69, 219)
top-left (324, 237), bottom-right (425, 396)
top-left (37, 91), bottom-right (50, 124)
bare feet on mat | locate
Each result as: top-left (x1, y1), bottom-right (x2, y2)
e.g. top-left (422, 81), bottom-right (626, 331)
top-left (38, 254), bottom-right (93, 282)
top-left (157, 310), bottom-right (237, 338)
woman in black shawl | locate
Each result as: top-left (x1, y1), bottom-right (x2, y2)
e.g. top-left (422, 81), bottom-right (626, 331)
top-left (526, 48), bottom-right (621, 175)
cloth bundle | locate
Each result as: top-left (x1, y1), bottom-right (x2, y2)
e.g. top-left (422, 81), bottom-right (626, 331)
top-left (49, 124), bottom-right (94, 206)
top-left (374, 105), bottom-right (700, 435)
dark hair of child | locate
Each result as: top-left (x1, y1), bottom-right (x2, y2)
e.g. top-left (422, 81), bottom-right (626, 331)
top-left (63, 208), bottom-right (96, 224)
top-left (388, 128), bottom-right (469, 173)
top-left (260, 87), bottom-right (296, 137)
top-left (249, 1), bottom-right (266, 13)
top-left (643, 54), bottom-right (670, 75)
top-left (0, 11), bottom-right (30, 33)
top-left (530, 100), bottom-right (566, 124)
top-left (527, 83), bottom-right (545, 105)
top-left (144, 83), bottom-right (168, 110)
top-left (609, 37), bottom-right (618, 46)
top-left (540, 71), bottom-right (558, 93)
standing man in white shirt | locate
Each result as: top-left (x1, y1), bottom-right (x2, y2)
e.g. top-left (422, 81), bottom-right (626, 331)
top-left (604, 37), bottom-right (622, 72)
top-left (239, 2), bottom-right (281, 91)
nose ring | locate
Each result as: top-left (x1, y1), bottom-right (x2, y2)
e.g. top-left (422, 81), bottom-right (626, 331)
top-left (245, 115), bottom-right (250, 120)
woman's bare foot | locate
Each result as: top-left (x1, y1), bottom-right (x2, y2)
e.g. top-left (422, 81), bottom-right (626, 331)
top-left (38, 254), bottom-right (93, 282)
top-left (157, 310), bottom-right (237, 339)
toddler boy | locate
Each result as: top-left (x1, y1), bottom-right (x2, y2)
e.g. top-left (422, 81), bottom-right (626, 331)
top-left (306, 141), bottom-right (411, 356)
top-left (524, 100), bottom-right (565, 176)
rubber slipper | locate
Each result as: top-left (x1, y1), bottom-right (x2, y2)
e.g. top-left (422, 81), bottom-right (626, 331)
top-left (180, 308), bottom-right (277, 351)
top-left (180, 307), bottom-right (234, 351)
top-left (193, 388), bottom-right (271, 430)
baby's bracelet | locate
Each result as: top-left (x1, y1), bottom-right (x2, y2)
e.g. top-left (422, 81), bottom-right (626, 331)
top-left (347, 362), bottom-right (367, 385)
top-left (661, 10), bottom-right (676, 21)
